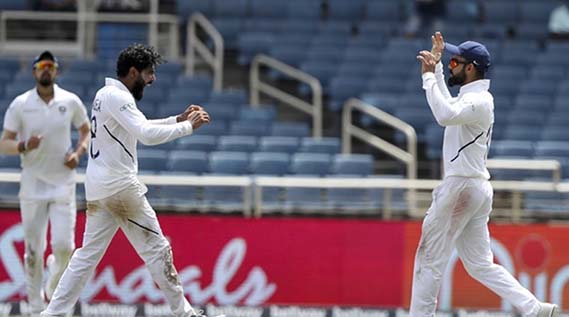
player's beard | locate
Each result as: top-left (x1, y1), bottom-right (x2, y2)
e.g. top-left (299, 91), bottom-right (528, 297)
top-left (448, 67), bottom-right (467, 87)
top-left (131, 75), bottom-right (146, 101)
top-left (37, 72), bottom-right (53, 87)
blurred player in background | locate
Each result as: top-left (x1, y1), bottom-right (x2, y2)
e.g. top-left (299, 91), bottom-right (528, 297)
top-left (412, 32), bottom-right (559, 317)
top-left (41, 44), bottom-right (222, 317)
top-left (0, 50), bottom-right (90, 316)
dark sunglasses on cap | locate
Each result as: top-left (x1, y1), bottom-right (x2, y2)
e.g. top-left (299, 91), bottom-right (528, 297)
top-left (33, 60), bottom-right (58, 71)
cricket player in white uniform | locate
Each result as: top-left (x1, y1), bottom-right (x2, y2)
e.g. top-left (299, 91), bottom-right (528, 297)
top-left (41, 44), bottom-right (221, 317)
top-left (0, 51), bottom-right (90, 316)
top-left (411, 32), bottom-right (559, 317)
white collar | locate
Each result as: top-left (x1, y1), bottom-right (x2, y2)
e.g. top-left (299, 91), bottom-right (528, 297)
top-left (105, 77), bottom-right (131, 93)
top-left (458, 79), bottom-right (490, 97)
top-left (33, 83), bottom-right (59, 104)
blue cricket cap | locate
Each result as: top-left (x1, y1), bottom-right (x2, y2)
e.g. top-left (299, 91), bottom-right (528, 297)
top-left (444, 41), bottom-right (491, 71)
top-left (32, 50), bottom-right (59, 67)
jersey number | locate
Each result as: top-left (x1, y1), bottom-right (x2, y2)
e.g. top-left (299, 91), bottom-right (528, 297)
top-left (90, 115), bottom-right (100, 159)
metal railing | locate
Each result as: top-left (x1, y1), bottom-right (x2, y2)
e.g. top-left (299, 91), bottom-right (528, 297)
top-left (0, 0), bottom-right (179, 60)
top-left (0, 172), bottom-right (566, 220)
top-left (185, 12), bottom-right (224, 91)
top-left (250, 54), bottom-right (323, 138)
top-left (342, 98), bottom-right (417, 179)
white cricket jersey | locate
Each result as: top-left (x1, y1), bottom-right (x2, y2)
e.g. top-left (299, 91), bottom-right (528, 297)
top-left (85, 78), bottom-right (193, 201)
top-left (3, 84), bottom-right (88, 199)
top-left (422, 62), bottom-right (494, 180)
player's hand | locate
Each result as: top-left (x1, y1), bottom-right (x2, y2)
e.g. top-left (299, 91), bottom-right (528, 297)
top-left (176, 105), bottom-right (204, 123)
top-left (431, 31), bottom-right (444, 63)
top-left (417, 50), bottom-right (437, 74)
top-left (186, 110), bottom-right (210, 130)
top-left (26, 135), bottom-right (42, 151)
top-left (64, 151), bottom-right (80, 169)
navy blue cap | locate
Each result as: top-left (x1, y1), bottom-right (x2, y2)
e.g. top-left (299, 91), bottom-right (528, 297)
top-left (444, 41), bottom-right (491, 71)
top-left (32, 50), bottom-right (58, 67)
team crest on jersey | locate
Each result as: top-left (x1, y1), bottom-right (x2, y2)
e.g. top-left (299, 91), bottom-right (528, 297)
top-left (93, 99), bottom-right (101, 112)
top-left (58, 105), bottom-right (67, 114)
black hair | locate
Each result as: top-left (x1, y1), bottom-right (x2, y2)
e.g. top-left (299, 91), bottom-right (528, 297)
top-left (116, 43), bottom-right (164, 77)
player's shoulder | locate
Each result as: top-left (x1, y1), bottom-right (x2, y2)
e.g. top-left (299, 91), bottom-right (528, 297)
top-left (8, 89), bottom-right (35, 109)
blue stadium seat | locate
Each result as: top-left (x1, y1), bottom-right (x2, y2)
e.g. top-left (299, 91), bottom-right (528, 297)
top-left (484, 1), bottom-right (519, 24)
top-left (250, 0), bottom-right (287, 18)
top-left (269, 45), bottom-right (306, 68)
top-left (331, 154), bottom-right (373, 176)
top-left (211, 17), bottom-right (243, 49)
top-left (489, 140), bottom-right (534, 158)
top-left (270, 122), bottom-right (311, 137)
top-left (327, 0), bottom-right (365, 22)
top-left (365, 1), bottom-right (402, 22)
top-left (250, 152), bottom-right (290, 175)
top-left (290, 153), bottom-right (331, 176)
top-left (193, 120), bottom-right (228, 136)
top-left (138, 149), bottom-right (169, 171)
top-left (282, 175), bottom-right (328, 213)
top-left (209, 89), bottom-right (247, 105)
top-left (213, 0), bottom-right (248, 17)
top-left (176, 75), bottom-right (213, 91)
top-left (516, 23), bottom-right (549, 41)
top-left (0, 182), bottom-right (20, 204)
top-left (238, 106), bottom-right (277, 123)
top-left (176, 0), bottom-right (213, 18)
top-left (329, 76), bottom-right (368, 111)
top-left (518, 79), bottom-right (558, 96)
top-left (167, 89), bottom-right (209, 105)
top-left (147, 182), bottom-right (201, 211)
top-left (0, 155), bottom-right (20, 169)
top-left (541, 127), bottom-right (569, 141)
top-left (229, 121), bottom-right (269, 137)
top-left (209, 151), bottom-right (250, 175)
top-left (534, 141), bottom-right (569, 158)
top-left (176, 135), bottom-right (217, 152)
top-left (286, 0), bottom-right (321, 19)
top-left (505, 111), bottom-right (547, 126)
top-left (299, 137), bottom-right (341, 154)
top-left (217, 135), bottom-right (258, 152)
top-left (258, 136), bottom-right (299, 154)
top-left (520, 1), bottom-right (557, 24)
top-left (425, 124), bottom-right (444, 160)
top-left (502, 125), bottom-right (542, 142)
top-left (205, 103), bottom-right (239, 122)
top-left (167, 150), bottom-right (209, 174)
top-left (237, 32), bottom-right (275, 65)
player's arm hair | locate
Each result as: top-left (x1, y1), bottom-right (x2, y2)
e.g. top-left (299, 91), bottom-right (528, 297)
top-left (74, 121), bottom-right (90, 156)
top-left (0, 130), bottom-right (22, 155)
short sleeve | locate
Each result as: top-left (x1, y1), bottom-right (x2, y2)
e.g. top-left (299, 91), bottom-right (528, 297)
top-left (71, 95), bottom-right (89, 128)
top-left (3, 99), bottom-right (21, 133)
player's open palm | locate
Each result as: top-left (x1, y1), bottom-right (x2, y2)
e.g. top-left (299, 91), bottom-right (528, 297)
top-left (187, 110), bottom-right (210, 130)
top-left (26, 135), bottom-right (42, 151)
top-left (431, 31), bottom-right (444, 63)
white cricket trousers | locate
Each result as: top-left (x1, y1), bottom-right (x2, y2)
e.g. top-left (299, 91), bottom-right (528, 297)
top-left (410, 176), bottom-right (541, 317)
top-left (41, 184), bottom-right (196, 317)
top-left (20, 194), bottom-right (76, 314)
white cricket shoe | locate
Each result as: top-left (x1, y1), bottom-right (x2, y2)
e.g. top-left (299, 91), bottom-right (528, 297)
top-left (537, 303), bottom-right (559, 317)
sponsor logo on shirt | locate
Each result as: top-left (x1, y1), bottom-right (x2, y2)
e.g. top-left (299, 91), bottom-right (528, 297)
top-left (58, 105), bottom-right (67, 114)
top-left (120, 103), bottom-right (134, 112)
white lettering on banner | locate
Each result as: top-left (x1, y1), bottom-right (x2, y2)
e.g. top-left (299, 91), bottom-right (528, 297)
top-left (144, 303), bottom-right (171, 317)
top-left (0, 224), bottom-right (276, 305)
top-left (0, 303), bottom-right (10, 317)
top-left (332, 306), bottom-right (390, 317)
top-left (456, 309), bottom-right (512, 317)
top-left (270, 305), bottom-right (327, 317)
top-left (80, 303), bottom-right (137, 317)
top-left (0, 225), bottom-right (25, 300)
top-left (206, 304), bottom-right (264, 317)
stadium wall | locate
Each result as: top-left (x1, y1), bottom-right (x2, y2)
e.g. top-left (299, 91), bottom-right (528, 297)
top-left (1, 212), bottom-right (569, 314)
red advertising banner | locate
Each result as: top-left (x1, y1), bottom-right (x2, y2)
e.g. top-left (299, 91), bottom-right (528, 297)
top-left (0, 212), bottom-right (407, 307)
top-left (402, 222), bottom-right (569, 311)
top-left (2, 210), bottom-right (569, 311)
